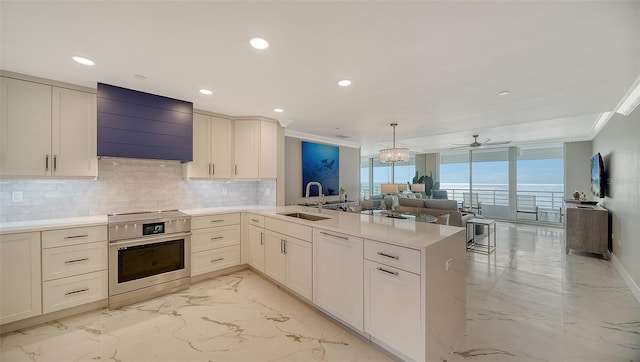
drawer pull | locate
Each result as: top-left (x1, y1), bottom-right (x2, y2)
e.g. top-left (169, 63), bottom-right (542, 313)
top-left (377, 252), bottom-right (399, 260)
top-left (251, 218), bottom-right (260, 223)
top-left (210, 220), bottom-right (224, 223)
top-left (260, 232), bottom-right (264, 245)
top-left (319, 231), bottom-right (349, 240)
top-left (211, 236), bottom-right (224, 240)
top-left (377, 267), bottom-right (398, 276)
top-left (211, 257), bottom-right (225, 263)
top-left (64, 257), bottom-right (89, 264)
top-left (64, 234), bottom-right (89, 239)
top-left (65, 288), bottom-right (89, 296)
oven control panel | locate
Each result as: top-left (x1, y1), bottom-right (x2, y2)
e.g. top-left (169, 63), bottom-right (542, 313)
top-left (109, 217), bottom-right (191, 242)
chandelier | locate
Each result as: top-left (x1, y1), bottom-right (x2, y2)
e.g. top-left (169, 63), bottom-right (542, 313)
top-left (379, 123), bottom-right (410, 163)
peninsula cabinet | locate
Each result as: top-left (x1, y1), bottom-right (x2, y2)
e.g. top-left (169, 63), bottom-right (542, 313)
top-left (313, 229), bottom-right (364, 332)
top-left (565, 202), bottom-right (609, 259)
top-left (233, 118), bottom-right (278, 179)
top-left (0, 232), bottom-right (42, 325)
top-left (264, 217), bottom-right (313, 300)
top-left (0, 76), bottom-right (97, 177)
top-left (186, 112), bottom-right (232, 179)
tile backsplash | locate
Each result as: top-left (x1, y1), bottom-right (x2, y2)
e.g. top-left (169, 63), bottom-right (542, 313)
top-left (0, 158), bottom-right (276, 222)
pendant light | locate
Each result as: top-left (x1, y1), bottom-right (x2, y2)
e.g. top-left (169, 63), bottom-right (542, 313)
top-left (379, 123), bottom-right (410, 163)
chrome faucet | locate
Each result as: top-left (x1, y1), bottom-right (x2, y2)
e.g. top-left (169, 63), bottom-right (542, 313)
top-left (305, 181), bottom-right (323, 213)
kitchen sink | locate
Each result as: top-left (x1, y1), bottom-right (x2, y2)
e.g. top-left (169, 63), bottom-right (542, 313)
top-left (280, 212), bottom-right (331, 221)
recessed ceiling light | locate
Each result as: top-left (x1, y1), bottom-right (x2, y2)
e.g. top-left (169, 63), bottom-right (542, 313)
top-left (72, 56), bottom-right (95, 66)
top-left (250, 37), bottom-right (269, 50)
top-left (134, 74), bottom-right (146, 80)
top-left (273, 108), bottom-right (284, 113)
top-left (498, 90), bottom-right (510, 96)
top-left (338, 79), bottom-right (352, 87)
top-left (199, 89), bottom-right (213, 95)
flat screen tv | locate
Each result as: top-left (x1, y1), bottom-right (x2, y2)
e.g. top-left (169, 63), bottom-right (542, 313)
top-left (590, 152), bottom-right (605, 198)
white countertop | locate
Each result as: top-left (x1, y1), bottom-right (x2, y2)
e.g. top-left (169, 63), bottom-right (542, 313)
top-left (1, 205), bottom-right (464, 250)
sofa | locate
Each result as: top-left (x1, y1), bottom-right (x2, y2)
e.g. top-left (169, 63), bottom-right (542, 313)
top-left (396, 198), bottom-right (475, 241)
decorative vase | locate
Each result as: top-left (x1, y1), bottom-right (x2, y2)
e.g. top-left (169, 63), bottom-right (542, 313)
top-left (573, 190), bottom-right (580, 200)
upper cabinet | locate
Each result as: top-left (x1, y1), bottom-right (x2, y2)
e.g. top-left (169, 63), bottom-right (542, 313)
top-left (186, 113), bottom-right (232, 179)
top-left (0, 76), bottom-right (97, 177)
top-left (233, 118), bottom-right (278, 179)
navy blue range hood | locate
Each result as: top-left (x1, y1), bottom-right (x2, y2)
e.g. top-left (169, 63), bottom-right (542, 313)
top-left (97, 83), bottom-right (193, 162)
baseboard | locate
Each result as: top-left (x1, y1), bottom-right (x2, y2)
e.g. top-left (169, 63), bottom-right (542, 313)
top-left (611, 253), bottom-right (640, 304)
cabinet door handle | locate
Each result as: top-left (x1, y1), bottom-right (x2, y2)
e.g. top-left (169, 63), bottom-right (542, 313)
top-left (53, 155), bottom-right (57, 171)
top-left (260, 232), bottom-right (264, 245)
top-left (234, 165), bottom-right (238, 175)
top-left (319, 231), bottom-right (349, 241)
top-left (211, 236), bottom-right (224, 240)
top-left (209, 163), bottom-right (212, 175)
top-left (283, 240), bottom-right (287, 254)
top-left (64, 234), bottom-right (89, 239)
top-left (212, 163), bottom-right (215, 175)
top-left (45, 154), bottom-right (49, 171)
top-left (377, 252), bottom-right (399, 260)
top-left (65, 288), bottom-right (89, 296)
top-left (251, 218), bottom-right (259, 223)
top-left (211, 257), bottom-right (225, 263)
top-left (377, 267), bottom-right (399, 276)
top-left (65, 257), bottom-right (89, 264)
top-left (210, 220), bottom-right (224, 223)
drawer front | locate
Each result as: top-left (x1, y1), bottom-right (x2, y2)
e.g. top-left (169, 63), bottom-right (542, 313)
top-left (191, 225), bottom-right (240, 252)
top-left (191, 245), bottom-right (240, 276)
top-left (265, 217), bottom-right (312, 241)
top-left (42, 270), bottom-right (108, 314)
top-left (191, 213), bottom-right (240, 230)
top-left (364, 239), bottom-right (421, 274)
top-left (42, 225), bottom-right (107, 248)
top-left (246, 213), bottom-right (265, 228)
top-left (42, 241), bottom-right (107, 281)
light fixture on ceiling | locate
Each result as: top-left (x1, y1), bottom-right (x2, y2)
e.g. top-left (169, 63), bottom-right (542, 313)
top-left (249, 37), bottom-right (269, 50)
top-left (273, 108), bottom-right (284, 113)
top-left (498, 90), bottom-right (510, 96)
top-left (199, 89), bottom-right (213, 95)
top-left (72, 56), bottom-right (95, 66)
top-left (134, 74), bottom-right (146, 80)
top-left (616, 80), bottom-right (640, 116)
top-left (338, 79), bottom-right (352, 87)
top-left (379, 123), bottom-right (410, 163)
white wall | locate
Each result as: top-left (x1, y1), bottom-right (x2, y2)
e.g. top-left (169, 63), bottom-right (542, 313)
top-left (284, 136), bottom-right (360, 206)
top-left (593, 109), bottom-right (640, 296)
top-left (564, 141), bottom-right (593, 200)
top-left (0, 158), bottom-right (276, 222)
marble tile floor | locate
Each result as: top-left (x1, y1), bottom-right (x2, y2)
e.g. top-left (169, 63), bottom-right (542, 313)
top-left (1, 222), bottom-right (639, 362)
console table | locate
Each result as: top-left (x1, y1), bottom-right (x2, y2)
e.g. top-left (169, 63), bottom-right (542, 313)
top-left (564, 202), bottom-right (609, 259)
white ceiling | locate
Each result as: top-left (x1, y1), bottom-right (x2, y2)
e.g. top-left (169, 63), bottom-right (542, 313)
top-left (2, 1), bottom-right (639, 156)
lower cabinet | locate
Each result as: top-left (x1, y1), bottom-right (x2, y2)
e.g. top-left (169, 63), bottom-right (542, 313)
top-left (190, 213), bottom-right (241, 276)
top-left (363, 239), bottom-right (423, 361)
top-left (313, 229), bottom-right (364, 331)
top-left (247, 224), bottom-right (265, 272)
top-left (42, 270), bottom-right (107, 314)
top-left (264, 230), bottom-right (312, 300)
top-left (0, 232), bottom-right (42, 325)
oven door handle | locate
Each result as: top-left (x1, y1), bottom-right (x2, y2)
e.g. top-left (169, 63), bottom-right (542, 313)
top-left (109, 232), bottom-right (192, 248)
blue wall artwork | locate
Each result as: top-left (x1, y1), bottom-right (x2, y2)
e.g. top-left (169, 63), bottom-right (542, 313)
top-left (301, 141), bottom-right (339, 196)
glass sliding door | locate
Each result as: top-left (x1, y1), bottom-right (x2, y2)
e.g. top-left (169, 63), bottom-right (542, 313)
top-left (516, 144), bottom-right (564, 223)
top-left (440, 151), bottom-right (470, 207)
top-left (470, 148), bottom-right (510, 218)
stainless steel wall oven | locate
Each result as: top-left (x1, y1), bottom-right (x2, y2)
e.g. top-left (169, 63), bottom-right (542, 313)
top-left (108, 210), bottom-right (191, 309)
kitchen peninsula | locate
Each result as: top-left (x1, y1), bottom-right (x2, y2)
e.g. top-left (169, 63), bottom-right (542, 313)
top-left (0, 205), bottom-right (466, 362)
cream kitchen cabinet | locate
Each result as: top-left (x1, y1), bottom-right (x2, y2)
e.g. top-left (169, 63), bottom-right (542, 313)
top-left (263, 217), bottom-right (312, 300)
top-left (364, 240), bottom-right (421, 361)
top-left (0, 232), bottom-right (42, 325)
top-left (41, 225), bottom-right (108, 314)
top-left (191, 213), bottom-right (241, 276)
top-left (0, 76), bottom-right (97, 177)
top-left (313, 229), bottom-right (364, 331)
top-left (246, 213), bottom-right (266, 272)
top-left (186, 112), bottom-right (232, 179)
top-left (233, 118), bottom-right (278, 179)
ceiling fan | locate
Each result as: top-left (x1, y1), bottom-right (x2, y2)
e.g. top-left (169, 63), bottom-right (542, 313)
top-left (451, 134), bottom-right (511, 149)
